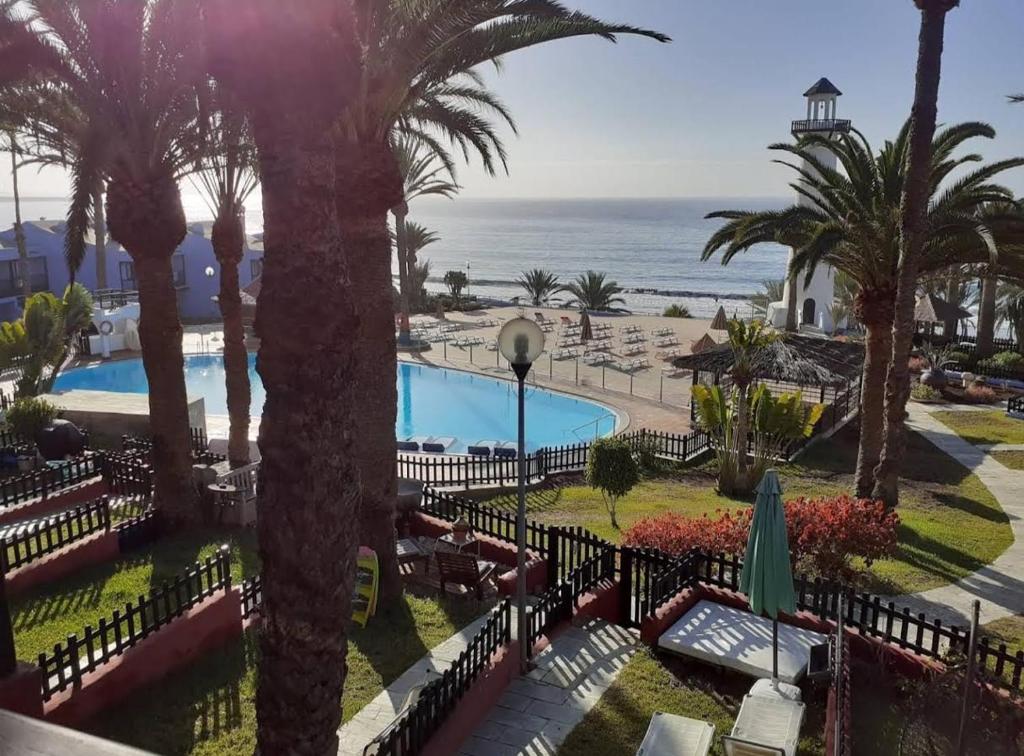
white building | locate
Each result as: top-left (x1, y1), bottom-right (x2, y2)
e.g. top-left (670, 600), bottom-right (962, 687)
top-left (766, 78), bottom-right (849, 334)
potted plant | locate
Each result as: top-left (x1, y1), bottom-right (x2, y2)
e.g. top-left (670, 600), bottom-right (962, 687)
top-left (920, 346), bottom-right (952, 389)
top-left (5, 397), bottom-right (59, 470)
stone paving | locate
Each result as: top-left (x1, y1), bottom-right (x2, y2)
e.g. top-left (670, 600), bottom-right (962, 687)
top-left (894, 402), bottom-right (1024, 626)
top-left (336, 610), bottom-right (499, 756)
top-left (458, 619), bottom-right (637, 756)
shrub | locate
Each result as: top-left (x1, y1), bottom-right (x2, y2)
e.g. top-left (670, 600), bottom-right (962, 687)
top-left (908, 355), bottom-right (928, 372)
top-left (991, 350), bottom-right (1024, 369)
top-left (965, 383), bottom-right (998, 404)
top-left (585, 437), bottom-right (639, 529)
top-left (946, 350), bottom-right (970, 366)
top-left (910, 383), bottom-right (943, 402)
top-left (623, 494), bottom-right (899, 582)
top-left (663, 304), bottom-right (690, 318)
top-left (5, 397), bottom-right (59, 443)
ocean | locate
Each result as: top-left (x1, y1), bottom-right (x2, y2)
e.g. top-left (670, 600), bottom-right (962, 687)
top-left (0, 196), bottom-right (791, 317)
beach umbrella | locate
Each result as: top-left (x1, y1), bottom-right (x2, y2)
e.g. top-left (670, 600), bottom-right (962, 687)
top-left (710, 305), bottom-right (728, 331)
top-left (740, 469), bottom-right (796, 684)
top-left (691, 333), bottom-right (716, 355)
top-left (579, 309), bottom-right (593, 342)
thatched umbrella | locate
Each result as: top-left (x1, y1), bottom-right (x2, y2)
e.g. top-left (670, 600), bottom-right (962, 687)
top-left (914, 293), bottom-right (971, 324)
top-left (691, 333), bottom-right (716, 354)
top-left (579, 310), bottom-right (593, 342)
top-left (710, 305), bottom-right (729, 331)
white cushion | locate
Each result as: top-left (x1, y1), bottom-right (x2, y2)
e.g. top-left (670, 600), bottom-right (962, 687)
top-left (636, 711), bottom-right (714, 756)
top-left (657, 600), bottom-right (827, 685)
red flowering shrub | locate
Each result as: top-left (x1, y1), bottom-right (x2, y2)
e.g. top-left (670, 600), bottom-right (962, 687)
top-left (965, 384), bottom-right (998, 404)
top-left (908, 355), bottom-right (928, 372)
top-left (623, 494), bottom-right (899, 582)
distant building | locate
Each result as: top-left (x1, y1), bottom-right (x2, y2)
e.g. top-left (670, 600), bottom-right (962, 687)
top-left (0, 219), bottom-right (264, 322)
top-left (767, 77), bottom-right (849, 334)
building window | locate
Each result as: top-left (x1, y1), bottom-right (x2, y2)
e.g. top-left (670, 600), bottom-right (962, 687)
top-left (172, 255), bottom-right (186, 287)
top-left (119, 261), bottom-right (136, 290)
top-left (250, 258), bottom-right (263, 279)
top-left (0, 257), bottom-right (49, 298)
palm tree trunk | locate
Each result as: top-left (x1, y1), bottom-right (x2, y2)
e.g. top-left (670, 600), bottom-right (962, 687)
top-left (105, 170), bottom-right (198, 526)
top-left (251, 121), bottom-right (360, 755)
top-left (337, 145), bottom-right (404, 604)
top-left (943, 275), bottom-right (958, 339)
top-left (211, 204), bottom-right (250, 468)
top-left (855, 298), bottom-right (894, 498)
top-left (976, 274), bottom-right (997, 357)
top-left (93, 180), bottom-right (108, 290)
top-left (393, 202), bottom-right (412, 346)
top-left (785, 274), bottom-right (798, 332)
top-left (9, 133), bottom-right (29, 300)
top-left (734, 382), bottom-right (750, 489)
top-left (873, 1), bottom-right (955, 508)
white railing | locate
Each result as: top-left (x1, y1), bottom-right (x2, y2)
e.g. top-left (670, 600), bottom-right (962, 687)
top-left (216, 461), bottom-right (259, 500)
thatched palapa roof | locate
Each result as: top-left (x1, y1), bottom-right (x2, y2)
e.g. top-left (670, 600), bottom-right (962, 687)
top-left (914, 293), bottom-right (972, 324)
top-left (673, 333), bottom-right (864, 386)
top-left (691, 333), bottom-right (717, 354)
top-left (710, 306), bottom-right (729, 331)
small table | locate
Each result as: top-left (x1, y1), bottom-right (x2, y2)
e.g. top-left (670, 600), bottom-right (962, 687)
top-left (208, 482), bottom-right (238, 524)
top-left (437, 532), bottom-right (480, 555)
top-left (396, 537), bottom-right (430, 574)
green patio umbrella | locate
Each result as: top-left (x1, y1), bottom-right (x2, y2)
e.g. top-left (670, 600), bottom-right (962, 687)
top-left (740, 469), bottom-right (796, 683)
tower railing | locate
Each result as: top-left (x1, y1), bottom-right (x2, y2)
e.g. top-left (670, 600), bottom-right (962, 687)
top-left (791, 118), bottom-right (851, 135)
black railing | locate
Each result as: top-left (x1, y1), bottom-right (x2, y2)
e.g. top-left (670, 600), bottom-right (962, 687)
top-left (121, 428), bottom-right (219, 464)
top-left (36, 547), bottom-right (231, 701)
top-left (370, 600), bottom-right (512, 756)
top-left (1009, 395), bottom-right (1024, 416)
top-left (93, 289), bottom-right (139, 309)
top-left (527, 548), bottom-right (616, 650)
top-left (420, 488), bottom-right (550, 554)
top-left (241, 574), bottom-right (263, 619)
top-left (0, 453), bottom-right (103, 510)
top-left (101, 452), bottom-right (154, 497)
top-left (115, 508), bottom-right (160, 552)
top-left (791, 118), bottom-right (852, 134)
top-left (0, 498), bottom-right (111, 573)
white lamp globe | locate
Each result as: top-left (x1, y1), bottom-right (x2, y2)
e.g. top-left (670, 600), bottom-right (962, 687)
top-left (498, 317), bottom-right (545, 366)
top-left (204, 266), bottom-right (216, 278)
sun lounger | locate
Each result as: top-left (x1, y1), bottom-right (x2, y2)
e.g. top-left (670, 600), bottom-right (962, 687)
top-left (653, 326), bottom-right (674, 337)
top-left (636, 712), bottom-right (714, 756)
top-left (722, 694), bottom-right (805, 756)
top-left (654, 337), bottom-right (679, 347)
top-left (583, 353), bottom-right (611, 365)
top-left (396, 440), bottom-right (419, 452)
top-left (623, 344), bottom-right (645, 356)
top-left (493, 446), bottom-right (517, 459)
top-left (552, 348), bottom-right (579, 360)
top-left (467, 445), bottom-right (491, 457)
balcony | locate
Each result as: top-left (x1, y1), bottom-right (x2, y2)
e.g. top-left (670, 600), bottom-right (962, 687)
top-left (791, 118), bottom-right (852, 135)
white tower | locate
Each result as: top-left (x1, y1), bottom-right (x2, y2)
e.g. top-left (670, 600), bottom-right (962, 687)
top-left (767, 78), bottom-right (849, 334)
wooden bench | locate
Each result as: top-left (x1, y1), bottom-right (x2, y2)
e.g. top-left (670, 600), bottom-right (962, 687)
top-left (435, 551), bottom-right (497, 599)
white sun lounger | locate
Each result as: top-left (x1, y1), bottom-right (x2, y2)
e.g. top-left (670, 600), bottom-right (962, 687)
top-left (636, 711), bottom-right (714, 756)
top-left (722, 694), bottom-right (805, 756)
top-left (657, 600), bottom-right (826, 685)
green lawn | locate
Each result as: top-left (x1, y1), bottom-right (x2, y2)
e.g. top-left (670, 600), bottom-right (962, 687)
top-left (992, 450), bottom-right (1024, 470)
top-left (86, 593), bottom-right (489, 756)
top-left (982, 614), bottom-right (1024, 651)
top-left (932, 410), bottom-right (1024, 446)
top-left (483, 426), bottom-right (1012, 595)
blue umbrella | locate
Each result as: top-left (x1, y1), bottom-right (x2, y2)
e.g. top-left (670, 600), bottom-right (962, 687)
top-left (740, 469), bottom-right (796, 682)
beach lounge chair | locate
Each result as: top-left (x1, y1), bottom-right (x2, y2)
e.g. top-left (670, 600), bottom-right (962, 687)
top-left (422, 442), bottom-right (445, 454)
top-left (636, 712), bottom-right (714, 756)
top-left (396, 440), bottom-right (420, 452)
top-left (722, 694), bottom-right (805, 756)
top-left (493, 446), bottom-right (517, 459)
top-left (662, 365), bottom-right (686, 378)
top-left (624, 344), bottom-right (645, 356)
top-left (435, 551), bottom-right (497, 599)
top-left (467, 445), bottom-right (491, 457)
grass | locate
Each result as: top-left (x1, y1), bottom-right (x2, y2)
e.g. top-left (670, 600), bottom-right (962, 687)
top-left (991, 450), bottom-right (1024, 470)
top-left (482, 426), bottom-right (1012, 595)
top-left (932, 410), bottom-right (1024, 446)
top-left (86, 593), bottom-right (490, 756)
top-left (982, 614), bottom-right (1024, 651)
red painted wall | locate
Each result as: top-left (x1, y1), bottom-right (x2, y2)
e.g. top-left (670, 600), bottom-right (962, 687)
top-left (0, 479), bottom-right (107, 527)
top-left (4, 531), bottom-right (120, 597)
top-left (0, 662), bottom-right (43, 718)
top-left (574, 580), bottom-right (622, 625)
top-left (43, 588), bottom-right (243, 727)
top-left (419, 641), bottom-right (521, 756)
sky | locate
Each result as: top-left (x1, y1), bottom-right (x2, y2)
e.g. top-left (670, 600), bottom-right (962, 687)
top-left (3, 0), bottom-right (1024, 201)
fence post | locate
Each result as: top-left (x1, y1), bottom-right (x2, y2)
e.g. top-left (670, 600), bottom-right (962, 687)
top-left (546, 527), bottom-right (560, 587)
top-left (101, 495), bottom-right (111, 532)
top-left (619, 548), bottom-right (633, 627)
top-left (220, 544), bottom-right (232, 590)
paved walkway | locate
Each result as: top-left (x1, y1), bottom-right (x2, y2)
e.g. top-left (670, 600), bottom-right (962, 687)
top-left (459, 619), bottom-right (637, 756)
top-left (895, 403), bottom-right (1024, 626)
top-left (337, 610), bottom-right (499, 756)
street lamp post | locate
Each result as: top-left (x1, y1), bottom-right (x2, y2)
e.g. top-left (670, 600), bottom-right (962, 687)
top-left (497, 317), bottom-right (545, 674)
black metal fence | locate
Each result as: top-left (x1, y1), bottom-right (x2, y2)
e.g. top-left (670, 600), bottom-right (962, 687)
top-left (241, 574), bottom-right (262, 620)
top-left (372, 599), bottom-right (512, 756)
top-left (36, 547), bottom-right (232, 701)
top-left (121, 428), bottom-right (222, 465)
top-left (101, 452), bottom-right (154, 497)
top-left (1008, 395), bottom-right (1024, 415)
top-left (0, 498), bottom-right (111, 573)
top-left (527, 548), bottom-right (617, 650)
top-left (0, 453), bottom-right (103, 510)
top-left (115, 508), bottom-right (160, 552)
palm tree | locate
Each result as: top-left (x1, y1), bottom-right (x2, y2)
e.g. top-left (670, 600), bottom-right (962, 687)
top-left (2, 1), bottom-right (206, 524)
top-left (517, 268), bottom-right (562, 306)
top-left (190, 91), bottom-right (258, 468)
top-left (393, 136), bottom-right (457, 345)
top-left (4, 131), bottom-right (28, 299)
top-left (562, 271), bottom-right (626, 311)
top-left (750, 278), bottom-right (784, 319)
top-left (997, 281), bottom-right (1024, 347)
top-left (703, 121), bottom-right (1024, 498)
top-left (874, 0), bottom-right (963, 507)
top-left (409, 256), bottom-right (433, 311)
top-left (724, 319), bottom-right (776, 489)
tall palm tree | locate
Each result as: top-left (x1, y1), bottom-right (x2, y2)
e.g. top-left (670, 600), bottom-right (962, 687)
top-left (517, 268), bottom-right (562, 306)
top-left (330, 2), bottom-right (667, 605)
top-left (190, 91), bottom-right (258, 468)
top-left (874, 0), bottom-right (962, 507)
top-left (4, 131), bottom-right (28, 299)
top-left (409, 255), bottom-right (433, 311)
top-left (976, 273), bottom-right (998, 356)
top-left (724, 318), bottom-right (775, 488)
top-left (393, 135), bottom-right (457, 345)
top-left (703, 121), bottom-right (1024, 498)
top-left (562, 270), bottom-right (626, 311)
top-left (2, 1), bottom-right (206, 523)
top-left (203, 2), bottom-right (365, 751)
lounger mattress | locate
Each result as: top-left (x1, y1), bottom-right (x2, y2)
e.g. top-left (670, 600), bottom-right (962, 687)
top-left (657, 600), bottom-right (827, 684)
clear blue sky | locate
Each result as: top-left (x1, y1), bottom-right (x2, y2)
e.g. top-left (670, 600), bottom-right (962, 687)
top-left (5, 0), bottom-right (1023, 201)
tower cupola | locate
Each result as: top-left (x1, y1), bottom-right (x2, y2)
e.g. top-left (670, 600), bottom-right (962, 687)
top-left (792, 77), bottom-right (850, 136)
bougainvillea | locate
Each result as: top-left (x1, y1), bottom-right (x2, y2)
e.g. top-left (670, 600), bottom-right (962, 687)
top-left (623, 494), bottom-right (899, 581)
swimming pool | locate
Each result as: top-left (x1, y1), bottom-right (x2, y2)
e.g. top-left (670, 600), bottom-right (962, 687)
top-left (53, 355), bottom-right (617, 453)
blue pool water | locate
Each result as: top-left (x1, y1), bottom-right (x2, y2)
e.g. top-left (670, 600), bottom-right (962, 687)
top-left (53, 355), bottom-right (617, 452)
